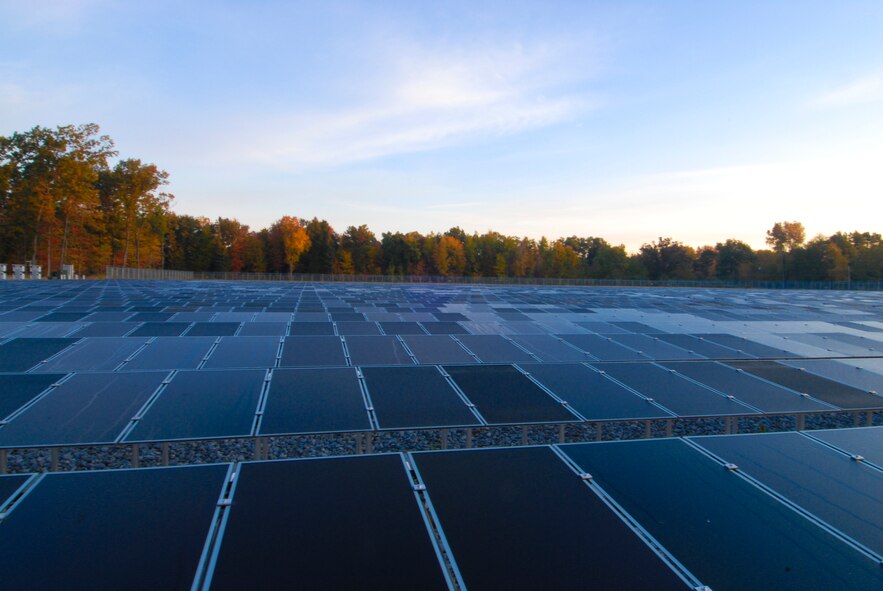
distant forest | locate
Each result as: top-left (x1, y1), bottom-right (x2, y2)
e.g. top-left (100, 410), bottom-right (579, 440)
top-left (2, 124), bottom-right (881, 282)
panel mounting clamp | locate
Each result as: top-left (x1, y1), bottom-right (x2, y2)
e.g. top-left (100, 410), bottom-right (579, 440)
top-left (724, 463), bottom-right (739, 471)
top-left (580, 473), bottom-right (593, 481)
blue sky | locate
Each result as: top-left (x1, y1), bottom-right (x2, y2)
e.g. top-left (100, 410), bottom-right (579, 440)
top-left (2, 1), bottom-right (882, 250)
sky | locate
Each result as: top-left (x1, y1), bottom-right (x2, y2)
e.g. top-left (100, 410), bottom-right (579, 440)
top-left (2, 1), bottom-right (882, 251)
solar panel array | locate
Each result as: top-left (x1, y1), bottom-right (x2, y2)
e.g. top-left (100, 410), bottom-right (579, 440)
top-left (1, 281), bottom-right (882, 453)
top-left (0, 427), bottom-right (881, 589)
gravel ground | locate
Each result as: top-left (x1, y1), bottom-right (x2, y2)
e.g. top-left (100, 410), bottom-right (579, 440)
top-left (1, 410), bottom-right (880, 474)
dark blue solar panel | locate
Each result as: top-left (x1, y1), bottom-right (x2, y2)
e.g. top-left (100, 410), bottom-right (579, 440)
top-left (126, 370), bottom-right (264, 441)
top-left (208, 455), bottom-right (448, 590)
top-left (412, 446), bottom-right (688, 590)
top-left (560, 439), bottom-right (883, 591)
top-left (279, 336), bottom-right (347, 367)
top-left (0, 464), bottom-right (227, 590)
top-left (362, 366), bottom-right (479, 429)
top-left (260, 368), bottom-right (370, 435)
top-left (693, 432), bottom-right (883, 555)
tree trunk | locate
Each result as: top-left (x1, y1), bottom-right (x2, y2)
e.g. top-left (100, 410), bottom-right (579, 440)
top-left (60, 215), bottom-right (70, 267)
top-left (122, 221), bottom-right (131, 267)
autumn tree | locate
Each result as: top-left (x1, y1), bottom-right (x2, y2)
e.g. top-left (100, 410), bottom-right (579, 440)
top-left (432, 234), bottom-right (466, 276)
top-left (267, 216), bottom-right (311, 273)
top-left (765, 221), bottom-right (806, 252)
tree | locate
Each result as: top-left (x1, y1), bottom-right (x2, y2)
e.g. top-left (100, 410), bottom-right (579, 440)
top-left (432, 235), bottom-right (466, 276)
top-left (97, 158), bottom-right (171, 267)
top-left (639, 237), bottom-right (696, 280)
top-left (765, 221), bottom-right (805, 253)
top-left (715, 239), bottom-right (755, 281)
top-left (302, 218), bottom-right (337, 273)
top-left (341, 225), bottom-right (380, 274)
top-left (0, 124), bottom-right (116, 274)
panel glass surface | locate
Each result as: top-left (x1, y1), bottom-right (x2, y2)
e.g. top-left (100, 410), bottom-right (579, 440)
top-left (35, 337), bottom-right (148, 372)
top-left (0, 372), bottom-right (166, 447)
top-left (402, 335), bottom-right (475, 364)
top-left (123, 337), bottom-right (215, 370)
top-left (656, 334), bottom-right (756, 359)
top-left (608, 333), bottom-right (700, 360)
top-left (727, 360), bottom-right (883, 409)
top-left (236, 322), bottom-right (286, 336)
top-left (560, 439), bottom-right (883, 591)
top-left (259, 368), bottom-right (370, 435)
top-left (412, 447), bottom-right (688, 591)
top-left (345, 335), bottom-right (414, 366)
top-left (0, 338), bottom-right (78, 371)
top-left (288, 321), bottom-right (334, 335)
top-left (455, 334), bottom-right (536, 363)
top-left (0, 373), bottom-right (62, 419)
top-left (128, 322), bottom-right (191, 337)
top-left (0, 464), bottom-right (227, 590)
top-left (444, 365), bottom-right (577, 424)
top-left (693, 432), bottom-right (883, 555)
top-left (661, 361), bottom-right (831, 413)
top-left (70, 322), bottom-right (139, 337)
top-left (522, 363), bottom-right (673, 420)
top-left (420, 321), bottom-right (469, 335)
top-left (362, 366), bottom-right (479, 429)
top-left (203, 336), bottom-right (279, 369)
top-left (509, 334), bottom-right (592, 362)
top-left (278, 336), bottom-right (347, 367)
top-left (559, 334), bottom-right (646, 360)
top-left (334, 321), bottom-right (380, 335)
top-left (379, 321), bottom-right (426, 335)
top-left (809, 426), bottom-right (883, 467)
top-left (186, 322), bottom-right (240, 336)
top-left (0, 474), bottom-right (30, 509)
top-left (594, 362), bottom-right (757, 417)
top-left (126, 370), bottom-right (264, 441)
top-left (700, 334), bottom-right (800, 358)
top-left (208, 455), bottom-right (448, 590)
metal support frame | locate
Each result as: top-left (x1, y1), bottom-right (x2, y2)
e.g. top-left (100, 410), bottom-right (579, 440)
top-left (665, 419), bottom-right (673, 438)
top-left (796, 414), bottom-right (805, 431)
top-left (465, 427), bottom-right (473, 448)
top-left (643, 420), bottom-right (652, 438)
top-left (50, 448), bottom-right (59, 471)
top-left (130, 444), bottom-right (139, 468)
top-left (161, 442), bottom-right (170, 466)
top-left (558, 423), bottom-right (566, 444)
top-left (595, 422), bottom-right (603, 441)
top-left (0, 449), bottom-right (6, 474)
top-left (521, 425), bottom-right (528, 445)
top-left (440, 428), bottom-right (448, 450)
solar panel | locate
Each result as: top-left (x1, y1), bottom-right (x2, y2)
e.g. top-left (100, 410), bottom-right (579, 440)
top-left (401, 335), bottom-right (476, 364)
top-left (444, 365), bottom-right (578, 424)
top-left (186, 322), bottom-right (240, 337)
top-left (125, 370), bottom-right (264, 442)
top-left (809, 426), bottom-right (883, 467)
top-left (559, 333), bottom-right (646, 361)
top-left (455, 334), bottom-right (536, 363)
top-left (202, 336), bottom-right (279, 369)
top-left (0, 373), bottom-right (61, 420)
top-left (288, 321), bottom-right (335, 335)
top-left (0, 338), bottom-right (78, 372)
top-left (259, 368), bottom-right (370, 435)
top-left (726, 360), bottom-right (883, 409)
top-left (362, 366), bottom-right (480, 429)
top-left (509, 334), bottom-right (593, 362)
top-left (521, 363), bottom-right (674, 421)
top-left (655, 333), bottom-right (755, 359)
top-left (560, 438), bottom-right (883, 590)
top-left (595, 362), bottom-right (758, 417)
top-left (0, 464), bottom-right (228, 590)
top-left (660, 361), bottom-right (832, 413)
top-left (345, 335), bottom-right (414, 366)
top-left (411, 446), bottom-right (689, 590)
top-left (0, 372), bottom-right (166, 447)
top-left (379, 321), bottom-right (426, 335)
top-left (35, 337), bottom-right (149, 372)
top-left (207, 455), bottom-right (449, 590)
top-left (278, 336), bottom-right (347, 367)
top-left (0, 474), bottom-right (30, 510)
top-left (123, 337), bottom-right (215, 370)
top-left (128, 321), bottom-right (191, 337)
top-left (693, 432), bottom-right (883, 555)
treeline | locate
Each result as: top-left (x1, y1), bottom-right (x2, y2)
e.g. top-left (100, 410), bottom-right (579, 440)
top-left (2, 124), bottom-right (882, 282)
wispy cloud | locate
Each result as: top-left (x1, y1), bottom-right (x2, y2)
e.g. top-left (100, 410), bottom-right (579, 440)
top-left (812, 73), bottom-right (883, 108)
top-left (226, 40), bottom-right (598, 170)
